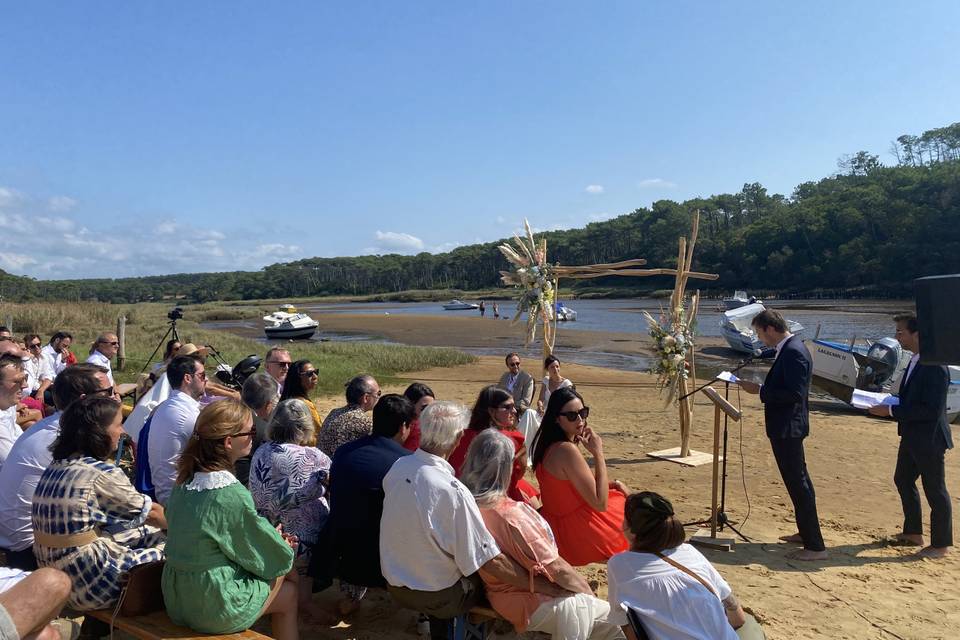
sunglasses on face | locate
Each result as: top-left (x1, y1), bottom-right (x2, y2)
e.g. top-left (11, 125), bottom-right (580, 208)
top-left (93, 386), bottom-right (118, 398)
top-left (268, 361), bottom-right (291, 368)
top-left (231, 429), bottom-right (257, 438)
top-left (508, 361), bottom-right (521, 367)
top-left (100, 341), bottom-right (120, 347)
top-left (559, 407), bottom-right (590, 421)
top-left (302, 370), bottom-right (318, 377)
top-left (28, 343), bottom-right (42, 350)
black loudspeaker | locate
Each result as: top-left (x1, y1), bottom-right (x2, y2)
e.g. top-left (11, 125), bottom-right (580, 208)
top-left (915, 274), bottom-right (960, 365)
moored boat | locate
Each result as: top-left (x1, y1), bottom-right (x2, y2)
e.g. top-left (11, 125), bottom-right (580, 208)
top-left (263, 304), bottom-right (319, 340)
top-left (720, 303), bottom-right (803, 354)
top-left (442, 299), bottom-right (480, 310)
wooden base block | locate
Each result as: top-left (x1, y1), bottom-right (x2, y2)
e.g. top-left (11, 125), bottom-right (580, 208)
top-left (646, 447), bottom-right (721, 467)
top-left (689, 528), bottom-right (735, 551)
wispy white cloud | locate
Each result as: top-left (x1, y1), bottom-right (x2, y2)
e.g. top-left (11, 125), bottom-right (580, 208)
top-left (47, 196), bottom-right (77, 213)
top-left (638, 178), bottom-right (677, 189)
top-left (372, 230), bottom-right (425, 253)
top-left (585, 184), bottom-right (605, 194)
top-left (0, 185), bottom-right (310, 278)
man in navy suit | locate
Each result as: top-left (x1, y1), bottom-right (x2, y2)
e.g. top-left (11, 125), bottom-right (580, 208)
top-left (740, 310), bottom-right (827, 560)
top-left (868, 312), bottom-right (953, 559)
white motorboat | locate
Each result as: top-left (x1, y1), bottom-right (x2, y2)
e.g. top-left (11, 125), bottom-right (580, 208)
top-left (723, 290), bottom-right (760, 310)
top-left (442, 299), bottom-right (479, 310)
top-left (263, 304), bottom-right (319, 340)
top-left (807, 335), bottom-right (960, 422)
top-left (720, 303), bottom-right (803, 354)
top-left (556, 302), bottom-right (577, 322)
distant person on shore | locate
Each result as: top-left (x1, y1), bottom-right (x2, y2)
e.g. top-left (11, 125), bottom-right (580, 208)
top-left (479, 300), bottom-right (486, 317)
top-left (401, 382), bottom-right (435, 451)
top-left (317, 374), bottom-right (379, 458)
top-left (532, 387), bottom-right (629, 566)
top-left (537, 355), bottom-right (573, 415)
top-left (868, 312), bottom-right (952, 559)
top-left (739, 309), bottom-right (826, 561)
top-left (493, 303), bottom-right (500, 319)
top-left (607, 491), bottom-right (765, 639)
top-left (264, 347), bottom-right (292, 399)
top-left (86, 332), bottom-right (119, 387)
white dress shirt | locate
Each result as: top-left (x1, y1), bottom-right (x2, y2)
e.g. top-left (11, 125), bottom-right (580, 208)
top-left (39, 345), bottom-right (62, 381)
top-left (0, 413), bottom-right (60, 551)
top-left (23, 356), bottom-right (43, 395)
top-left (0, 407), bottom-right (23, 471)
top-left (86, 350), bottom-right (114, 386)
top-left (147, 389), bottom-right (201, 504)
top-left (380, 448), bottom-right (500, 591)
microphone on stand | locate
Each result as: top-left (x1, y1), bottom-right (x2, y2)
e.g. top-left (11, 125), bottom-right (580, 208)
top-left (739, 347), bottom-right (776, 365)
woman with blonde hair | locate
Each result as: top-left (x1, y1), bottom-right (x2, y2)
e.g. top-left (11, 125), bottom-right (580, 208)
top-left (162, 400), bottom-right (299, 640)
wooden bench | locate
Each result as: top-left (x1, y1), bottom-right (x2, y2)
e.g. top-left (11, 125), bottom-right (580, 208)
top-left (87, 609), bottom-right (269, 640)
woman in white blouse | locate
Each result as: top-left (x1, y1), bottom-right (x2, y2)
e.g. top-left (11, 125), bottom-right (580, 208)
top-left (606, 492), bottom-right (765, 640)
top-left (536, 355), bottom-right (573, 414)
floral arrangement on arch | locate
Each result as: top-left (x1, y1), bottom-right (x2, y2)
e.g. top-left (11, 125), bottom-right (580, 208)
top-left (497, 221), bottom-right (558, 350)
top-left (641, 307), bottom-right (696, 405)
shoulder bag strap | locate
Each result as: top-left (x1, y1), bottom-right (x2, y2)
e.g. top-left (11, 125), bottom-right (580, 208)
top-left (655, 552), bottom-right (719, 598)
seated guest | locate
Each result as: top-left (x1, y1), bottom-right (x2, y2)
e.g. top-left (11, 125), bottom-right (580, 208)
top-left (537, 355), bottom-right (574, 414)
top-left (607, 492), bottom-right (764, 640)
top-left (0, 364), bottom-right (109, 570)
top-left (461, 429), bottom-right (625, 640)
top-left (162, 400), bottom-right (299, 640)
top-left (280, 360), bottom-right (322, 436)
top-left (381, 401), bottom-right (567, 640)
top-left (448, 386), bottom-right (540, 507)
top-left (401, 382), bottom-right (435, 451)
top-left (317, 374), bottom-right (379, 457)
top-left (235, 372), bottom-right (279, 486)
top-left (146, 355), bottom-right (207, 504)
top-left (0, 566), bottom-right (72, 640)
top-left (20, 335), bottom-right (45, 414)
top-left (321, 394), bottom-right (414, 614)
top-left (85, 332), bottom-right (119, 386)
top-left (35, 332), bottom-right (72, 405)
top-left (263, 347), bottom-right (292, 399)
top-left (533, 388), bottom-right (628, 566)
top-left (32, 396), bottom-right (166, 611)
top-left (137, 340), bottom-right (182, 396)
top-left (497, 352), bottom-right (535, 412)
top-left (250, 399), bottom-right (331, 620)
top-left (0, 355), bottom-right (27, 469)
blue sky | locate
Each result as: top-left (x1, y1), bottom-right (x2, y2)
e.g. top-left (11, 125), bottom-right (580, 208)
top-left (1, 1), bottom-right (958, 279)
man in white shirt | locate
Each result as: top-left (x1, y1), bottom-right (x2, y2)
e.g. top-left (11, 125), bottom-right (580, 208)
top-left (86, 332), bottom-right (119, 386)
top-left (147, 355), bottom-right (207, 504)
top-left (35, 332), bottom-right (72, 402)
top-left (380, 401), bottom-right (568, 640)
top-left (21, 335), bottom-right (44, 398)
top-left (0, 355), bottom-right (27, 470)
top-left (0, 364), bottom-right (109, 569)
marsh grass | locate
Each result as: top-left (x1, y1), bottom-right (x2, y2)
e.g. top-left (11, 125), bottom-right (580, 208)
top-left (0, 301), bottom-right (474, 396)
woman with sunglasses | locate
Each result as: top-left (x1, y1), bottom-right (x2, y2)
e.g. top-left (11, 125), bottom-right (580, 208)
top-left (279, 360), bottom-right (322, 438)
top-left (532, 387), bottom-right (628, 566)
top-left (163, 400), bottom-right (299, 640)
top-left (448, 386), bottom-right (541, 508)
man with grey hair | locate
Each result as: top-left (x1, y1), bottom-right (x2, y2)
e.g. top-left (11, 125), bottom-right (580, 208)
top-left (235, 372), bottom-right (280, 486)
top-left (380, 401), bottom-right (569, 640)
top-left (0, 355), bottom-right (27, 469)
top-left (317, 374), bottom-right (380, 457)
top-left (86, 332), bottom-right (119, 386)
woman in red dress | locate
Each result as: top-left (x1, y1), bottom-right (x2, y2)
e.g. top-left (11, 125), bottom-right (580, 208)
top-left (532, 387), bottom-right (628, 566)
top-left (448, 386), bottom-right (540, 507)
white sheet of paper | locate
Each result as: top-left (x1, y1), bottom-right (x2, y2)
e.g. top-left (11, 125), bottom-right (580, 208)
top-left (850, 389), bottom-right (900, 409)
top-left (716, 371), bottom-right (740, 383)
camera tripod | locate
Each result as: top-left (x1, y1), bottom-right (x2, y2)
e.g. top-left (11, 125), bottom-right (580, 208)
top-left (138, 315), bottom-right (181, 379)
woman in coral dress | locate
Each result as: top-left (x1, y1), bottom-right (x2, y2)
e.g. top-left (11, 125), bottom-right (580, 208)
top-left (532, 387), bottom-right (628, 566)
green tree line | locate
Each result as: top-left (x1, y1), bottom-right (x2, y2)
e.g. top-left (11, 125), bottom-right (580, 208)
top-left (2, 123), bottom-right (958, 304)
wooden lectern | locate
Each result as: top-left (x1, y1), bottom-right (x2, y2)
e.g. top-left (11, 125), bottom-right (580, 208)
top-left (689, 386), bottom-right (741, 551)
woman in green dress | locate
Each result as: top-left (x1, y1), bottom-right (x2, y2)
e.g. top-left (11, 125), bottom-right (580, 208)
top-left (161, 400), bottom-right (299, 640)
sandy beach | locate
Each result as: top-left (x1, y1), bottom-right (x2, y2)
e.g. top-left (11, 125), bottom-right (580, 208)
top-left (255, 313), bottom-right (959, 640)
